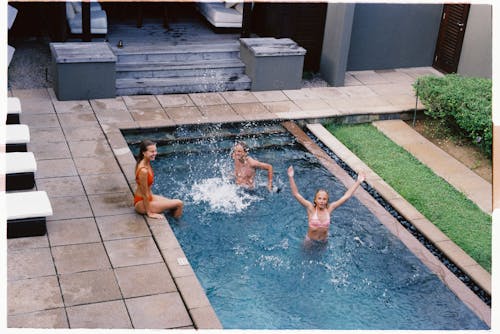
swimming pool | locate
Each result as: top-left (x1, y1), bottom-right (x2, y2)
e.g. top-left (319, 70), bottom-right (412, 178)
top-left (125, 122), bottom-right (488, 330)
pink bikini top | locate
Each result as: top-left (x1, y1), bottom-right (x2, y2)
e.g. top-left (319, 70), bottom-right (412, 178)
top-left (309, 207), bottom-right (331, 228)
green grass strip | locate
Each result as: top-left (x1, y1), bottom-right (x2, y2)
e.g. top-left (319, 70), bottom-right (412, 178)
top-left (325, 123), bottom-right (491, 272)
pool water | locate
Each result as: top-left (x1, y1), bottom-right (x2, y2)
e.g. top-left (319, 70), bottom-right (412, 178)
top-left (125, 123), bottom-right (487, 330)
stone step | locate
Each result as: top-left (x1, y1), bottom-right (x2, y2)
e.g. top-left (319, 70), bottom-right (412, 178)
top-left (115, 59), bottom-right (246, 79)
top-left (112, 42), bottom-right (240, 63)
top-left (116, 73), bottom-right (251, 95)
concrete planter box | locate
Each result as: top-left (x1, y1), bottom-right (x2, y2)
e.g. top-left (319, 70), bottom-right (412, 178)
top-left (240, 38), bottom-right (306, 91)
top-left (50, 42), bottom-right (116, 101)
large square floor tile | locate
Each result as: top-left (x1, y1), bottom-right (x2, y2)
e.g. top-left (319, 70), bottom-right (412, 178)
top-left (59, 269), bottom-right (122, 306)
top-left (8, 247), bottom-right (56, 280)
top-left (104, 236), bottom-right (163, 268)
top-left (8, 276), bottom-right (64, 315)
top-left (47, 217), bottom-right (101, 246)
top-left (52, 243), bottom-right (111, 274)
top-left (125, 293), bottom-right (192, 329)
top-left (96, 214), bottom-right (151, 240)
top-left (8, 308), bottom-right (68, 328)
top-left (114, 263), bottom-right (177, 298)
top-left (66, 300), bottom-right (132, 328)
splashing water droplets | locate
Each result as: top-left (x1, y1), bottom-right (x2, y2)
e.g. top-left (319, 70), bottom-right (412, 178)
top-left (190, 177), bottom-right (263, 214)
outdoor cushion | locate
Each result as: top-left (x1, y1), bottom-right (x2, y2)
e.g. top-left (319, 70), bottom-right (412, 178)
top-left (8, 45), bottom-right (15, 67)
top-left (8, 4), bottom-right (18, 29)
top-left (7, 97), bottom-right (22, 124)
top-left (196, 2), bottom-right (242, 28)
top-left (6, 191), bottom-right (52, 238)
top-left (66, 2), bottom-right (108, 34)
top-left (2, 152), bottom-right (37, 191)
top-left (5, 124), bottom-right (30, 152)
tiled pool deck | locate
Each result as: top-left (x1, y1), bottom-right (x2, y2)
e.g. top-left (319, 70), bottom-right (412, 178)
top-left (5, 67), bottom-right (491, 328)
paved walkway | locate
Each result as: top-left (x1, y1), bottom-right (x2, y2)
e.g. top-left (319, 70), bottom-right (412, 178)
top-left (5, 67), bottom-right (491, 329)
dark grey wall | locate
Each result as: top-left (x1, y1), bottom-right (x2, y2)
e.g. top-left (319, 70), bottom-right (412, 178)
top-left (347, 3), bottom-right (443, 71)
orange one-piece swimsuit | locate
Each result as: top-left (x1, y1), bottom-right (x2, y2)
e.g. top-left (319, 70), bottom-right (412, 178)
top-left (134, 166), bottom-right (154, 205)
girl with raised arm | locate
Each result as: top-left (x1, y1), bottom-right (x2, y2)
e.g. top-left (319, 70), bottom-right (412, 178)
top-left (287, 166), bottom-right (365, 245)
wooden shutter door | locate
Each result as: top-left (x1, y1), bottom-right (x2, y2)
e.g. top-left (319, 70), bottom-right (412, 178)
top-left (433, 4), bottom-right (470, 73)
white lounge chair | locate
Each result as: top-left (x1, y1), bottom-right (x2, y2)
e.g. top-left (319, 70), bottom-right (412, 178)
top-left (8, 45), bottom-right (15, 67)
top-left (66, 1), bottom-right (108, 35)
top-left (6, 191), bottom-right (53, 238)
top-left (7, 97), bottom-right (22, 124)
top-left (196, 2), bottom-right (243, 28)
top-left (5, 124), bottom-right (30, 152)
top-left (1, 152), bottom-right (37, 191)
top-left (8, 4), bottom-right (18, 30)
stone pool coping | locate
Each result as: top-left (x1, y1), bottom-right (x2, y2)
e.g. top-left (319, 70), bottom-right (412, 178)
top-left (302, 122), bottom-right (491, 326)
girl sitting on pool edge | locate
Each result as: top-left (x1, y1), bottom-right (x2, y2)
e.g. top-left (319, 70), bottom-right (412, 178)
top-left (287, 165), bottom-right (365, 245)
top-left (232, 141), bottom-right (273, 191)
top-left (134, 139), bottom-right (184, 219)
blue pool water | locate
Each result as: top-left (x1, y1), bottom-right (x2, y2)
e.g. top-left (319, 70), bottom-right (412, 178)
top-left (125, 123), bottom-right (487, 330)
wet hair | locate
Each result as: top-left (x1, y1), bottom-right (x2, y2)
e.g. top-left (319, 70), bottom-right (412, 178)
top-left (135, 139), bottom-right (156, 168)
top-left (234, 141), bottom-right (249, 152)
top-left (313, 189), bottom-right (329, 207)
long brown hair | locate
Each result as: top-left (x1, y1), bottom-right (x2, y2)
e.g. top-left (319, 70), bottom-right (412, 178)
top-left (135, 139), bottom-right (156, 169)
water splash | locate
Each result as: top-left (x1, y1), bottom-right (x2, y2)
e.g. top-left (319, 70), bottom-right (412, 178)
top-left (190, 177), bottom-right (263, 214)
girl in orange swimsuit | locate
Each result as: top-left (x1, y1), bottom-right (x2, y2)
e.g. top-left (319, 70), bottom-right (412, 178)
top-left (134, 140), bottom-right (184, 219)
top-left (287, 166), bottom-right (365, 244)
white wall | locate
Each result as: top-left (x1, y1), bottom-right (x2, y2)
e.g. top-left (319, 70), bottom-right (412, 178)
top-left (457, 5), bottom-right (492, 78)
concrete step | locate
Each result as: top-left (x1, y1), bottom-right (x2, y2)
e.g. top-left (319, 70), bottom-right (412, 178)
top-left (112, 42), bottom-right (240, 63)
top-left (116, 73), bottom-right (251, 95)
top-left (115, 59), bottom-right (245, 79)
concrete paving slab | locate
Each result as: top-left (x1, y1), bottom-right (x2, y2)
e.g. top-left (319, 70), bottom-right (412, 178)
top-left (220, 90), bottom-right (259, 104)
top-left (29, 127), bottom-right (66, 143)
top-left (81, 173), bottom-right (130, 195)
top-left (47, 195), bottom-right (93, 221)
top-left (21, 113), bottom-right (60, 128)
top-left (58, 112), bottom-right (99, 129)
top-left (87, 192), bottom-right (135, 216)
top-left (73, 156), bottom-right (122, 175)
top-left (164, 106), bottom-right (206, 124)
top-left (67, 139), bottom-right (113, 158)
top-left (336, 85), bottom-right (377, 97)
top-left (52, 242), bottom-right (111, 274)
top-left (104, 236), bottom-right (163, 268)
top-left (262, 100), bottom-right (301, 114)
top-left (47, 217), bottom-right (101, 246)
top-left (90, 97), bottom-right (128, 112)
top-left (293, 98), bottom-right (332, 111)
top-left (190, 306), bottom-right (223, 329)
top-left (114, 263), bottom-right (177, 298)
top-left (63, 124), bottom-right (106, 142)
top-left (251, 90), bottom-right (289, 102)
top-left (125, 293), bottom-right (192, 329)
top-left (175, 275), bottom-right (211, 310)
top-left (35, 159), bottom-right (78, 179)
top-left (349, 70), bottom-right (390, 85)
top-left (96, 214), bottom-right (151, 241)
top-left (122, 94), bottom-right (162, 109)
top-left (8, 308), bottom-right (69, 328)
top-left (66, 300), bottom-right (132, 328)
top-left (189, 92), bottom-right (226, 106)
top-left (231, 102), bottom-right (276, 121)
top-left (28, 141), bottom-right (71, 160)
top-left (8, 247), bottom-right (56, 280)
top-left (156, 93), bottom-right (195, 107)
top-left (94, 109), bottom-right (135, 124)
top-left (198, 104), bottom-right (244, 123)
top-left (11, 88), bottom-right (56, 114)
top-left (49, 89), bottom-right (94, 114)
top-left (8, 276), bottom-right (64, 314)
top-left (7, 235), bottom-right (49, 251)
top-left (59, 269), bottom-right (122, 306)
top-left (129, 107), bottom-right (169, 122)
